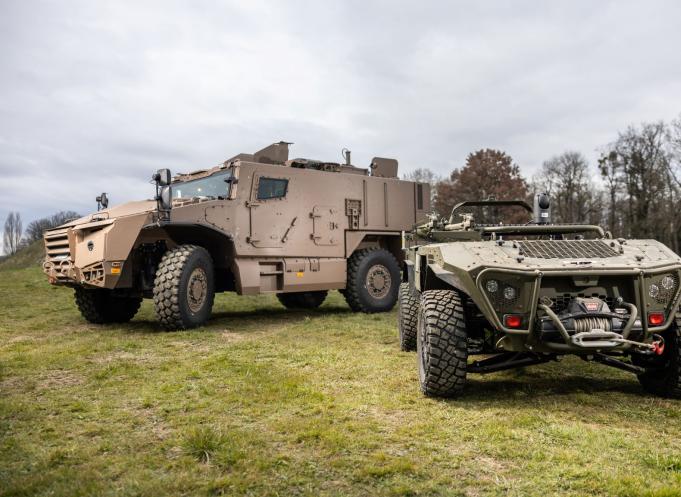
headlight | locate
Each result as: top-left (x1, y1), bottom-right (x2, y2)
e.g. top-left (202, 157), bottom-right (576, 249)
top-left (504, 286), bottom-right (517, 300)
top-left (649, 284), bottom-right (660, 298)
top-left (486, 280), bottom-right (499, 293)
top-left (661, 275), bottom-right (675, 290)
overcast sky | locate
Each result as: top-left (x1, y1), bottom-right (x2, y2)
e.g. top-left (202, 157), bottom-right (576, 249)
top-left (2, 0), bottom-right (681, 250)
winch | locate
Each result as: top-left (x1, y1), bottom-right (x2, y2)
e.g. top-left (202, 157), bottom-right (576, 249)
top-left (539, 297), bottom-right (628, 338)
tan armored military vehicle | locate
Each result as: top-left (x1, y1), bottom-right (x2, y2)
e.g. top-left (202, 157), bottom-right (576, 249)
top-left (43, 142), bottom-right (430, 329)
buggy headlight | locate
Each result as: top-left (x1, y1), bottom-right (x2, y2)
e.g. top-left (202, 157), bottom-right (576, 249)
top-left (486, 280), bottom-right (499, 293)
top-left (649, 284), bottom-right (660, 298)
top-left (504, 286), bottom-right (517, 300)
top-left (661, 275), bottom-right (675, 290)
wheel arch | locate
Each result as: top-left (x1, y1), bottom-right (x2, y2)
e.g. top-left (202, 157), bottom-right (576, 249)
top-left (139, 223), bottom-right (236, 292)
top-left (139, 223), bottom-right (233, 264)
top-left (346, 231), bottom-right (403, 263)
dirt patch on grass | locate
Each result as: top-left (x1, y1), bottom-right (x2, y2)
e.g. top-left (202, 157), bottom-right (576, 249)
top-left (90, 351), bottom-right (158, 365)
top-left (6, 335), bottom-right (35, 344)
top-left (37, 369), bottom-right (83, 389)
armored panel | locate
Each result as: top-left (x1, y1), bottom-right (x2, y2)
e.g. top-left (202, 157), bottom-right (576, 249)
top-left (370, 157), bottom-right (398, 178)
top-left (311, 206), bottom-right (340, 246)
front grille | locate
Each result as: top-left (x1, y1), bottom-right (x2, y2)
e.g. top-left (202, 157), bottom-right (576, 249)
top-left (44, 229), bottom-right (71, 261)
top-left (544, 293), bottom-right (621, 314)
top-left (518, 240), bottom-right (618, 259)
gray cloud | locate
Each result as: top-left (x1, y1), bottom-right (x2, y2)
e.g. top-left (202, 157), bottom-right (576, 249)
top-left (2, 0), bottom-right (681, 250)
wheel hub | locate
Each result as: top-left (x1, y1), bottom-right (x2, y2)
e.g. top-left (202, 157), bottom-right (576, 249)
top-left (187, 268), bottom-right (207, 313)
top-left (365, 264), bottom-right (391, 299)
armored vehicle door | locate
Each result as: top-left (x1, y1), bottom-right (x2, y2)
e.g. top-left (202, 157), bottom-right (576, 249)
top-left (247, 173), bottom-right (295, 248)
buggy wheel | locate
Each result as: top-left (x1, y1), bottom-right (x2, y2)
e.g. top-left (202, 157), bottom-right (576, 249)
top-left (398, 282), bottom-right (419, 351)
top-left (417, 290), bottom-right (468, 398)
top-left (344, 248), bottom-right (400, 313)
top-left (277, 291), bottom-right (328, 309)
top-left (74, 288), bottom-right (141, 324)
top-left (636, 325), bottom-right (681, 399)
top-left (153, 245), bottom-right (215, 330)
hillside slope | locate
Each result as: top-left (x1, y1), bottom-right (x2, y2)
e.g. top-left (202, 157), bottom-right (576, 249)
top-left (0, 240), bottom-right (45, 270)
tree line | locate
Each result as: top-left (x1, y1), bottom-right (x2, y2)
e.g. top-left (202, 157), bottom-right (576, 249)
top-left (3, 211), bottom-right (80, 255)
top-left (4, 115), bottom-right (681, 255)
top-left (405, 115), bottom-right (681, 252)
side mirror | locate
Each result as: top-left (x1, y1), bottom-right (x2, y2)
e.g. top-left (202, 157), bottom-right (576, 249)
top-left (96, 192), bottom-right (109, 210)
top-left (152, 168), bottom-right (171, 186)
top-left (158, 185), bottom-right (172, 211)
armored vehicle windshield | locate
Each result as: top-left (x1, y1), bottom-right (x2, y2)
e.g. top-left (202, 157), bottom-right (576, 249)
top-left (173, 170), bottom-right (233, 199)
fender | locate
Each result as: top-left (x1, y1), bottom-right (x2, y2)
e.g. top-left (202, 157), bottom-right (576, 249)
top-left (142, 221), bottom-right (235, 268)
top-left (424, 263), bottom-right (467, 292)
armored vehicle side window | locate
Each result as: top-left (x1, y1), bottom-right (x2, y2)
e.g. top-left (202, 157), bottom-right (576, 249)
top-left (257, 177), bottom-right (288, 200)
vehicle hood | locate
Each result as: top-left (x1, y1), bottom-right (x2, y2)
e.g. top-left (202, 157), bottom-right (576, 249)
top-left (52, 200), bottom-right (157, 230)
top-left (433, 238), bottom-right (681, 273)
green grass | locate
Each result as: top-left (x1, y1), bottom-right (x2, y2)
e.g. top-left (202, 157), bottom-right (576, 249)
top-left (1, 266), bottom-right (681, 496)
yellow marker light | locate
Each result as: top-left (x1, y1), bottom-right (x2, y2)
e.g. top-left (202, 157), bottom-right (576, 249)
top-left (296, 271), bottom-right (304, 278)
top-left (111, 262), bottom-right (122, 275)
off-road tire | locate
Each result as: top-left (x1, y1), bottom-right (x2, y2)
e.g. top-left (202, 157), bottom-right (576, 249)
top-left (277, 291), bottom-right (328, 309)
top-left (417, 290), bottom-right (468, 398)
top-left (74, 288), bottom-right (142, 324)
top-left (636, 324), bottom-right (681, 399)
top-left (344, 248), bottom-right (400, 313)
top-left (398, 282), bottom-right (419, 351)
top-left (153, 245), bottom-right (215, 330)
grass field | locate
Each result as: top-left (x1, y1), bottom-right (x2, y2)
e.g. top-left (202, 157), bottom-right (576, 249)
top-left (2, 266), bottom-right (681, 497)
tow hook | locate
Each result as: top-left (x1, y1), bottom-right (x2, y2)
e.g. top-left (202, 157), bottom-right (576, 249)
top-left (652, 334), bottom-right (665, 356)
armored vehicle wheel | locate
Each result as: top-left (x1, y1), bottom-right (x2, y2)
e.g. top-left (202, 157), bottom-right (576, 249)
top-left (153, 245), bottom-right (215, 330)
top-left (74, 288), bottom-right (142, 324)
top-left (277, 291), bottom-right (328, 309)
top-left (398, 282), bottom-right (419, 351)
top-left (635, 326), bottom-right (681, 399)
top-left (344, 248), bottom-right (400, 313)
top-left (417, 290), bottom-right (468, 398)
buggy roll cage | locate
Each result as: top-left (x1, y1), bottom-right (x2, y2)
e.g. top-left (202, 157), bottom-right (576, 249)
top-left (445, 200), bottom-right (606, 238)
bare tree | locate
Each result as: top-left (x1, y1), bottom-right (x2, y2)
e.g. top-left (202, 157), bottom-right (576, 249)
top-left (533, 151), bottom-right (603, 225)
top-left (24, 211), bottom-right (80, 244)
top-left (3, 212), bottom-right (23, 255)
top-left (598, 121), bottom-right (673, 244)
top-left (403, 167), bottom-right (440, 206)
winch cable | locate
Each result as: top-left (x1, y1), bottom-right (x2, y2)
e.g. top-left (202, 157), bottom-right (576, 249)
top-left (574, 316), bottom-right (612, 334)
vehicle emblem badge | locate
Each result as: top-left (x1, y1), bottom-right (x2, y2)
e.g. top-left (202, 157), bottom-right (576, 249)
top-left (585, 301), bottom-right (599, 312)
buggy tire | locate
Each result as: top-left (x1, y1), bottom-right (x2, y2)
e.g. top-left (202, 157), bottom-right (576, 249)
top-left (277, 291), bottom-right (328, 309)
top-left (417, 290), bottom-right (468, 398)
top-left (398, 282), bottom-right (419, 351)
top-left (153, 245), bottom-right (215, 330)
top-left (636, 325), bottom-right (681, 399)
top-left (74, 288), bottom-right (141, 324)
top-left (344, 248), bottom-right (400, 313)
